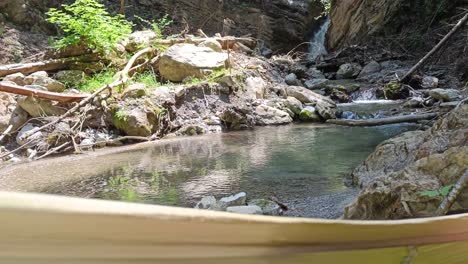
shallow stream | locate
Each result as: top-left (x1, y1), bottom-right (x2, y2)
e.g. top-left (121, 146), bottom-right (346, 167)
top-left (1, 123), bottom-right (415, 218)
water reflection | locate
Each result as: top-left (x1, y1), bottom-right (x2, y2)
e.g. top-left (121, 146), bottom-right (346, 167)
top-left (43, 124), bottom-right (418, 218)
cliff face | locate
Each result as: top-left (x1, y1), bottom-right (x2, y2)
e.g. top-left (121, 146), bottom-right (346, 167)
top-left (327, 0), bottom-right (461, 50)
top-left (116, 0), bottom-right (324, 52)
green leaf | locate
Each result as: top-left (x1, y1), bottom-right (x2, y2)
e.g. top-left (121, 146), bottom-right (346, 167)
top-left (440, 184), bottom-right (454, 197)
top-left (420, 190), bottom-right (440, 198)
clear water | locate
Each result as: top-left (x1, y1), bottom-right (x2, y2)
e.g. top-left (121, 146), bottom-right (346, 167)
top-left (40, 124), bottom-right (418, 218)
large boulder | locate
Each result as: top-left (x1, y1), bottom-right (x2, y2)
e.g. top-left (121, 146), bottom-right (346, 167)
top-left (124, 30), bottom-right (157, 52)
top-left (17, 96), bottom-right (66, 117)
top-left (285, 86), bottom-right (336, 119)
top-left (159, 44), bottom-right (228, 82)
top-left (254, 104), bottom-right (293, 126)
top-left (112, 107), bottom-right (156, 137)
top-left (345, 105), bottom-right (468, 219)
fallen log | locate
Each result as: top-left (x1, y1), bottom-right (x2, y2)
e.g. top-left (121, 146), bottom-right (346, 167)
top-left (0, 82), bottom-right (88, 102)
top-left (0, 54), bottom-right (102, 77)
top-left (326, 113), bottom-right (437, 127)
top-left (401, 12), bottom-right (468, 83)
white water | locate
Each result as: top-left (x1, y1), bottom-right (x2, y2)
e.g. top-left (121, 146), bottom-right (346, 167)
top-left (309, 17), bottom-right (330, 61)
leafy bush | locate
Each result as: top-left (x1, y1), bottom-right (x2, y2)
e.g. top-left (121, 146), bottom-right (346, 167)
top-left (46, 0), bottom-right (132, 53)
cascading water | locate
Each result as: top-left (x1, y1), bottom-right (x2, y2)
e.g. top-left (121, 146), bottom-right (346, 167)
top-left (309, 17), bottom-right (330, 61)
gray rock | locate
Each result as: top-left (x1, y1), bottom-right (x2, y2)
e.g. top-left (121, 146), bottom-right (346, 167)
top-left (254, 104), bottom-right (293, 126)
top-left (248, 199), bottom-right (282, 216)
top-left (304, 79), bottom-right (328, 90)
top-left (198, 38), bottom-right (223, 52)
top-left (122, 83), bottom-right (147, 99)
top-left (124, 30), bottom-right (156, 52)
top-left (336, 63), bottom-right (362, 79)
top-left (113, 108), bottom-right (155, 137)
top-left (8, 106), bottom-right (29, 132)
top-left (299, 106), bottom-right (322, 122)
top-left (17, 96), bottom-right (67, 117)
top-left (194, 196), bottom-right (217, 210)
top-left (226, 205), bottom-right (263, 215)
top-left (291, 64), bottom-right (308, 79)
top-left (159, 44), bottom-right (228, 82)
top-left (285, 96), bottom-right (303, 115)
top-left (219, 192), bottom-right (247, 207)
top-left (285, 73), bottom-right (299, 85)
top-left (306, 67), bottom-right (326, 79)
top-left (421, 76), bottom-right (439, 89)
top-left (245, 77), bottom-right (266, 100)
top-left (429, 88), bottom-right (461, 102)
top-left (24, 71), bottom-right (65, 92)
top-left (16, 123), bottom-right (42, 145)
top-left (3, 72), bottom-right (25, 85)
top-left (285, 86), bottom-right (336, 120)
top-left (358, 61), bottom-right (381, 78)
top-left (24, 85), bottom-right (47, 91)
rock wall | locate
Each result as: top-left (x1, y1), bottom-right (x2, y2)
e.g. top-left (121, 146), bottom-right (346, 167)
top-left (327, 0), bottom-right (462, 50)
top-left (110, 0), bottom-right (324, 52)
top-left (345, 105), bottom-right (468, 220)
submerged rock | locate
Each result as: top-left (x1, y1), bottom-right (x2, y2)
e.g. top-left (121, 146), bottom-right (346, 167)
top-left (226, 205), bottom-right (263, 215)
top-left (248, 199), bottom-right (282, 216)
top-left (159, 44), bottom-right (228, 82)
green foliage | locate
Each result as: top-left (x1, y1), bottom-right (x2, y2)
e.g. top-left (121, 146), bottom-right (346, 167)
top-left (46, 0), bottom-right (132, 53)
top-left (420, 184), bottom-right (454, 198)
top-left (320, 0), bottom-right (332, 13)
top-left (133, 71), bottom-right (160, 87)
top-left (184, 68), bottom-right (227, 84)
top-left (78, 69), bottom-right (116, 92)
top-left (135, 15), bottom-right (173, 39)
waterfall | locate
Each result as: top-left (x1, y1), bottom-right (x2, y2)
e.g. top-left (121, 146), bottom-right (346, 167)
top-left (309, 17), bottom-right (330, 61)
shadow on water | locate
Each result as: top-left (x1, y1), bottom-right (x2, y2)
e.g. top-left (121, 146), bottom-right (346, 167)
top-left (38, 123), bottom-right (419, 218)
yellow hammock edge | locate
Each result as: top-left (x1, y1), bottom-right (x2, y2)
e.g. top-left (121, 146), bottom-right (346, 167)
top-left (1, 191), bottom-right (468, 264)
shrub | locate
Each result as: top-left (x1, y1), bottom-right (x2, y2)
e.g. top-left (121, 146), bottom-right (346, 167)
top-left (46, 0), bottom-right (132, 53)
top-left (78, 69), bottom-right (117, 92)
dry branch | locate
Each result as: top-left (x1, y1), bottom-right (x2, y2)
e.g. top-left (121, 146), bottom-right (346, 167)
top-left (327, 113), bottom-right (437, 127)
top-left (0, 82), bottom-right (87, 102)
top-left (401, 12), bottom-right (468, 83)
top-left (0, 54), bottom-right (102, 77)
top-left (435, 170), bottom-right (468, 216)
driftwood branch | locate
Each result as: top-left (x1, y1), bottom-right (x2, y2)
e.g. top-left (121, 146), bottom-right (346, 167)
top-left (401, 12), bottom-right (468, 83)
top-left (0, 125), bottom-right (13, 142)
top-left (327, 113), bottom-right (437, 127)
top-left (435, 170), bottom-right (468, 216)
top-left (0, 82), bottom-right (87, 102)
top-left (0, 54), bottom-right (102, 77)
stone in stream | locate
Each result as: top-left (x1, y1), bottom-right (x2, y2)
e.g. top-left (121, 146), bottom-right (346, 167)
top-left (299, 106), bottom-right (322, 122)
top-left (226, 205), bottom-right (263, 215)
top-left (306, 67), bottom-right (326, 79)
top-left (248, 199), bottom-right (282, 216)
top-left (254, 104), bottom-right (293, 126)
top-left (159, 43), bottom-right (228, 82)
top-left (336, 63), bottom-right (362, 79)
top-left (429, 88), bottom-right (461, 102)
top-left (194, 196), bottom-right (218, 210)
top-left (285, 86), bottom-right (336, 120)
top-left (285, 96), bottom-right (303, 115)
top-left (219, 192), bottom-right (247, 207)
top-left (304, 79), bottom-right (328, 90)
